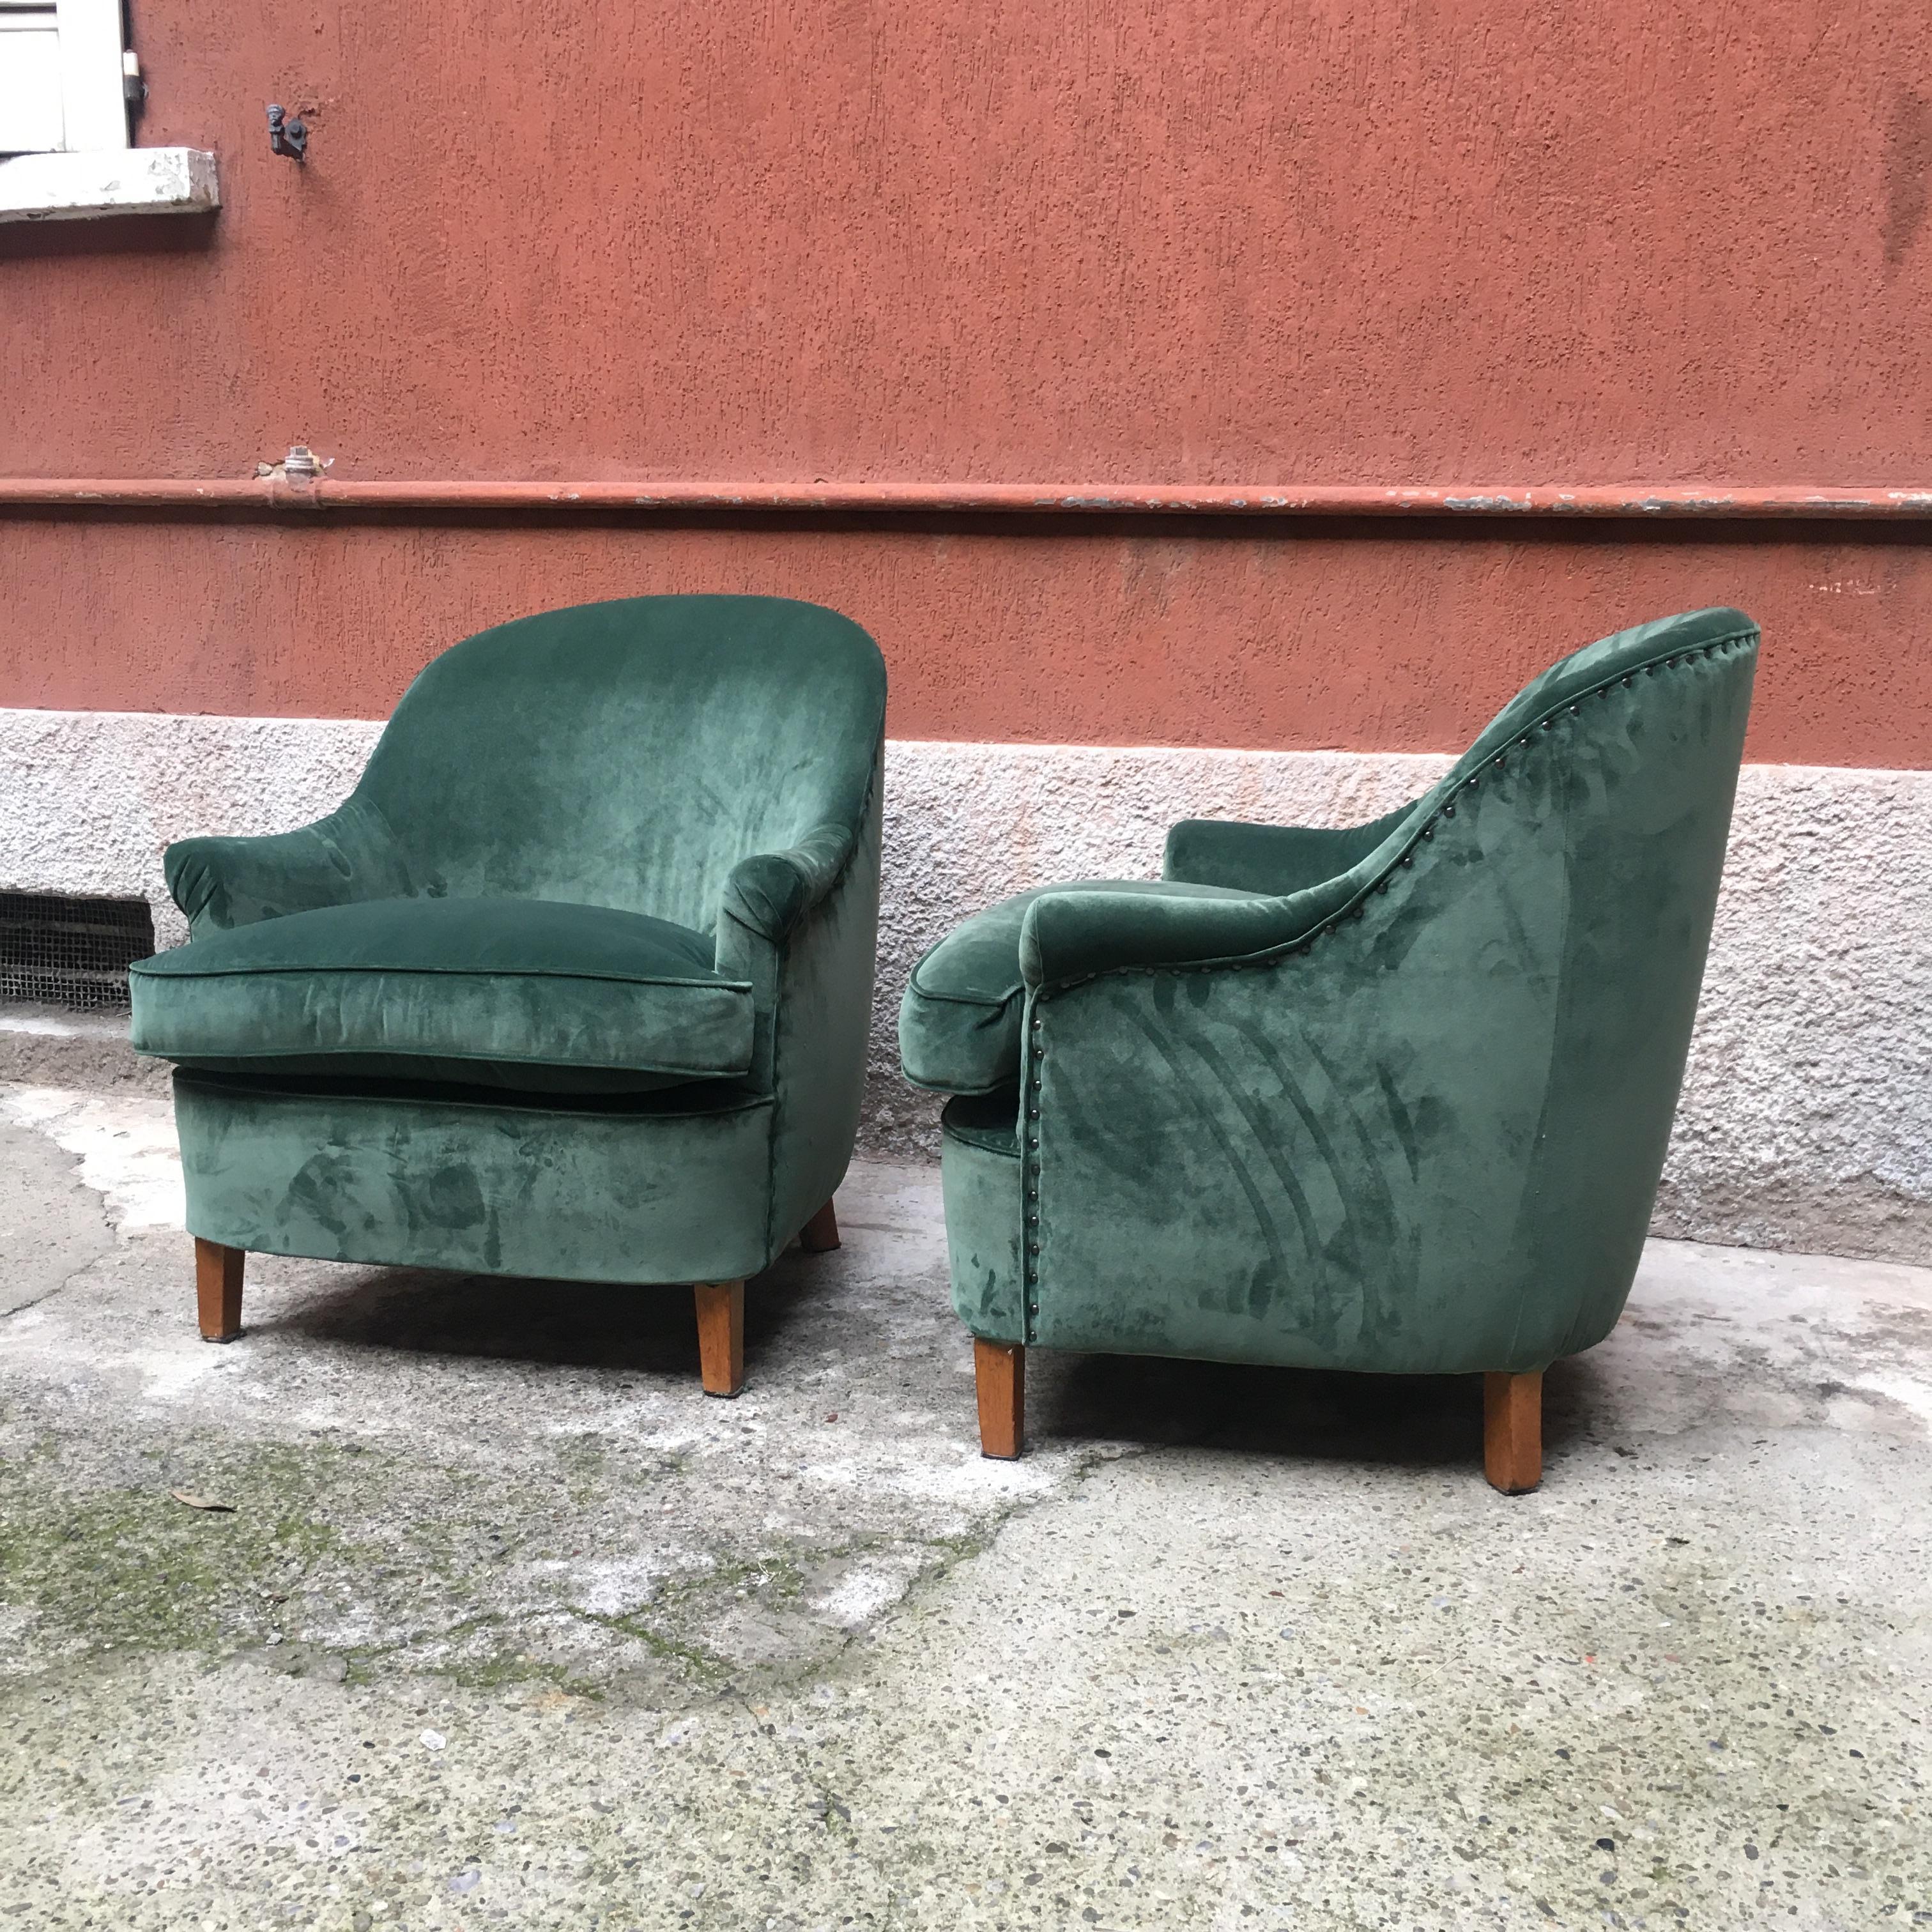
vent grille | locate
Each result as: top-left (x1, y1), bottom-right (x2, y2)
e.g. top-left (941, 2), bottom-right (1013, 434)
top-left (0, 892), bottom-right (156, 1012)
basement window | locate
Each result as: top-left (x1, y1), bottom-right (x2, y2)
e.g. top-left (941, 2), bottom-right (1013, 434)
top-left (0, 0), bottom-right (218, 222)
top-left (0, 891), bottom-right (155, 1012)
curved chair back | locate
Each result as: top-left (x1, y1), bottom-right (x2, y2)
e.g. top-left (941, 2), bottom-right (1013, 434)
top-left (1384, 606), bottom-right (1759, 1363)
top-left (1022, 608), bottom-right (1759, 1376)
top-left (353, 595), bottom-right (887, 928)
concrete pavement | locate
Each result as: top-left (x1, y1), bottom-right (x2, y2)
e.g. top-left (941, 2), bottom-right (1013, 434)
top-left (1, 1079), bottom-right (1928, 1929)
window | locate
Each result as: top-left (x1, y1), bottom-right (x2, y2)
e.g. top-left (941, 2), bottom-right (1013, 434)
top-left (0, 0), bottom-right (133, 157)
top-left (0, 0), bottom-right (217, 222)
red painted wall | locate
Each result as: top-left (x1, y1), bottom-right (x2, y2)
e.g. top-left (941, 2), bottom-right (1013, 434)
top-left (4, 0), bottom-right (1929, 762)
top-left (0, 515), bottom-right (1922, 766)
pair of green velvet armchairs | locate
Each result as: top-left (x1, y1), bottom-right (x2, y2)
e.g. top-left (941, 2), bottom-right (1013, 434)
top-left (130, 596), bottom-right (1758, 1493)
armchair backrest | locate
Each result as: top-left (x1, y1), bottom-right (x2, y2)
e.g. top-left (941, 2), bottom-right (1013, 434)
top-left (351, 595), bottom-right (887, 930)
top-left (1296, 604), bottom-right (1760, 1363)
top-left (1020, 606), bottom-right (1761, 1377)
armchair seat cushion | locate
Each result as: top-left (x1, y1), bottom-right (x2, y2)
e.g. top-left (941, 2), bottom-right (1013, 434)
top-left (130, 896), bottom-right (755, 1095)
top-left (900, 879), bottom-right (1262, 1094)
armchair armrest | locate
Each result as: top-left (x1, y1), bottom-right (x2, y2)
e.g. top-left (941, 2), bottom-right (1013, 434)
top-left (1019, 885), bottom-right (1317, 987)
top-left (1022, 809), bottom-right (1427, 990)
top-left (164, 796), bottom-right (411, 934)
top-left (713, 809), bottom-right (877, 1101)
top-left (716, 820), bottom-right (857, 949)
top-left (1163, 803), bottom-right (1416, 896)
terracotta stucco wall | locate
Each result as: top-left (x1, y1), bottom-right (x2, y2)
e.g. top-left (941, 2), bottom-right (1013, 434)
top-left (1, 515), bottom-right (1926, 767)
top-left (3, 0), bottom-right (1930, 760)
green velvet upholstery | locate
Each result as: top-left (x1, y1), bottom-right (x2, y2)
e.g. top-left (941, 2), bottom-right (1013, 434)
top-left (901, 880), bottom-right (1261, 1095)
top-left (132, 896), bottom-right (753, 1094)
top-left (135, 594), bottom-right (886, 1286)
top-left (905, 608), bottom-right (1759, 1382)
top-left (173, 1070), bottom-right (778, 1285)
top-left (937, 1092), bottom-right (1026, 1339)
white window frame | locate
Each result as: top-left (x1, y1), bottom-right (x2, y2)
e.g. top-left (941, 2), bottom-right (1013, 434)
top-left (0, 0), bottom-right (218, 222)
top-left (0, 0), bottom-right (128, 155)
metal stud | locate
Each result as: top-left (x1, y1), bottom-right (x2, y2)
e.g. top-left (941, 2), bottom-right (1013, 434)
top-left (1443, 802), bottom-right (1455, 818)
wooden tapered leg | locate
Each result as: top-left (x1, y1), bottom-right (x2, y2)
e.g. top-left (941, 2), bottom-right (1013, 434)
top-left (799, 1197), bottom-right (840, 1253)
top-left (974, 1338), bottom-right (1025, 1459)
top-left (195, 1238), bottom-right (245, 1342)
top-left (694, 1280), bottom-right (745, 1397)
top-left (1483, 1370), bottom-right (1542, 1494)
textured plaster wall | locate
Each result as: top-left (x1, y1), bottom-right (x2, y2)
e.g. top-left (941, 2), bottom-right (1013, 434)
top-left (2, 709), bottom-right (1927, 1264)
top-left (6, 1), bottom-right (1931, 483)
top-left (6, 0), bottom-right (1932, 771)
top-left (4, 519), bottom-right (1932, 772)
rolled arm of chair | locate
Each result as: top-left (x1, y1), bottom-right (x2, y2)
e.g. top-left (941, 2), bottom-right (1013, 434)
top-left (714, 816), bottom-right (872, 1097)
top-left (1024, 798), bottom-right (1433, 983)
top-left (1163, 803), bottom-right (1416, 895)
top-left (1019, 887), bottom-right (1316, 988)
top-left (716, 820), bottom-right (857, 950)
top-left (1019, 820), bottom-right (1436, 988)
top-left (164, 797), bottom-right (411, 934)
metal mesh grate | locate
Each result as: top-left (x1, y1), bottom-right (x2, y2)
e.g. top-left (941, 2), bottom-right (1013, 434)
top-left (0, 892), bottom-right (156, 1012)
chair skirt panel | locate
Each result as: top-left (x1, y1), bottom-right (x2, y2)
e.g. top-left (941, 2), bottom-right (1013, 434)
top-left (174, 1071), bottom-right (778, 1286)
top-left (939, 1096), bottom-right (1027, 1344)
top-left (953, 641), bottom-right (1754, 1378)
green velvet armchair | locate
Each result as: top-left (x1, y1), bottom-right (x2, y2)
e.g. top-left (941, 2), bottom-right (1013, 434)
top-left (900, 609), bottom-right (1758, 1489)
top-left (130, 594), bottom-right (887, 1395)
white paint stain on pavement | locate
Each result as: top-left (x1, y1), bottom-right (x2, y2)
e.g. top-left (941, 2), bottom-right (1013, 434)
top-left (1, 1085), bottom-right (185, 1231)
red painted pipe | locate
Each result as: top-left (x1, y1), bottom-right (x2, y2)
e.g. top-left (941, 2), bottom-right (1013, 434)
top-left (1, 478), bottom-right (1931, 518)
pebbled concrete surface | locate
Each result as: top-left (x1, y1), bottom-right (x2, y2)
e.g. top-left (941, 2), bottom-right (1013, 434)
top-left (1, 1083), bottom-right (1929, 1929)
top-left (0, 1002), bottom-right (171, 1100)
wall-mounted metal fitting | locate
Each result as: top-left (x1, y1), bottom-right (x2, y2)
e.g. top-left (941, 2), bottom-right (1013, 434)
top-left (267, 103), bottom-right (308, 164)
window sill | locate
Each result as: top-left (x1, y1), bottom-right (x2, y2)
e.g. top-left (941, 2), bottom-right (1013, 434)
top-left (0, 147), bottom-right (219, 224)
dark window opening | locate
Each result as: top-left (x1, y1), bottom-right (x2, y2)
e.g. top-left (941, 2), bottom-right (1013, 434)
top-left (0, 891), bottom-right (155, 1012)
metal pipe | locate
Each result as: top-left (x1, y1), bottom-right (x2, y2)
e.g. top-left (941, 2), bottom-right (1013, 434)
top-left (2, 478), bottom-right (1931, 518)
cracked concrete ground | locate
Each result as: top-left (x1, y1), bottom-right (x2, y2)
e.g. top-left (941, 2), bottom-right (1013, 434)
top-left (0, 1080), bottom-right (1929, 1931)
